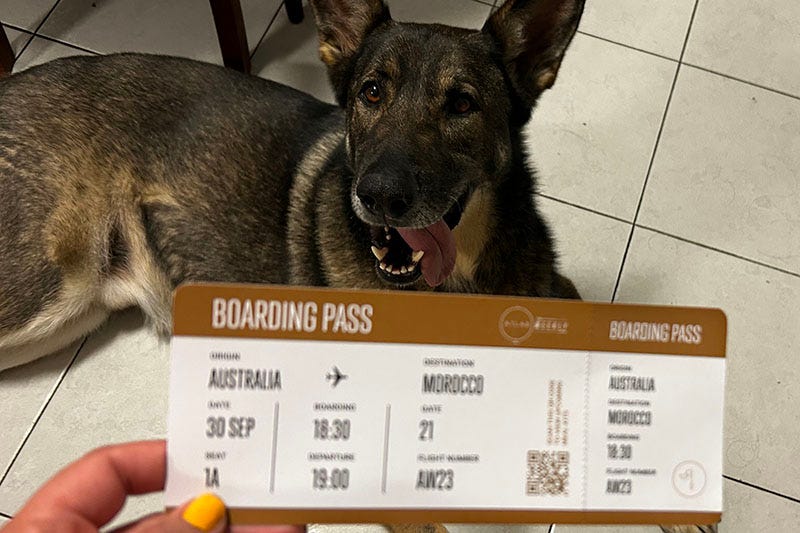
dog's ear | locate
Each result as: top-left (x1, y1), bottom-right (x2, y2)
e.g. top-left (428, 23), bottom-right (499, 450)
top-left (484, 0), bottom-right (584, 107)
top-left (309, 0), bottom-right (391, 105)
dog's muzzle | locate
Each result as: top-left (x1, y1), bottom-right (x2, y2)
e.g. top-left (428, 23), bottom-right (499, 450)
top-left (367, 190), bottom-right (469, 288)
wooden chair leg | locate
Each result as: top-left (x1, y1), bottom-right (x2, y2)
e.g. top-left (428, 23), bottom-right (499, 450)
top-left (0, 25), bottom-right (15, 76)
top-left (209, 0), bottom-right (251, 73)
top-left (285, 0), bottom-right (304, 24)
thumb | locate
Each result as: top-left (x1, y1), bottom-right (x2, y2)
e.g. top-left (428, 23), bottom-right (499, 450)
top-left (117, 493), bottom-right (228, 533)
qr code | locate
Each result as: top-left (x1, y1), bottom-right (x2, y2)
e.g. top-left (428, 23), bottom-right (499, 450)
top-left (526, 450), bottom-right (569, 495)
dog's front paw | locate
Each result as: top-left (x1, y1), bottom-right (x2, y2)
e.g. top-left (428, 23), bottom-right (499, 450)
top-left (660, 525), bottom-right (718, 533)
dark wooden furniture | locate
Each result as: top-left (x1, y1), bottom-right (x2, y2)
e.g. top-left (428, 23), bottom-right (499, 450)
top-left (0, 1), bottom-right (305, 76)
top-left (210, 0), bottom-right (304, 74)
top-left (0, 25), bottom-right (14, 76)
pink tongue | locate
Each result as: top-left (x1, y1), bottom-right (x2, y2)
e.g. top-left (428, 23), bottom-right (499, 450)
top-left (397, 220), bottom-right (456, 287)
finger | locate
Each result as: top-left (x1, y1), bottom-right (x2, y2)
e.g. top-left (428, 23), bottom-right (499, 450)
top-left (14, 440), bottom-right (166, 528)
top-left (112, 493), bottom-right (227, 533)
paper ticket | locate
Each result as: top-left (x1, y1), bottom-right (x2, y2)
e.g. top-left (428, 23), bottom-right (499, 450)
top-left (165, 284), bottom-right (726, 525)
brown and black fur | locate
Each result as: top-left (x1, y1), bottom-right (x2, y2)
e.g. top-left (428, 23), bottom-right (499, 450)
top-left (0, 0), bottom-right (584, 370)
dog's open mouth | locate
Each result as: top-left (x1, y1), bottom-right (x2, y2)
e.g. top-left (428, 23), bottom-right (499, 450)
top-left (369, 191), bottom-right (468, 288)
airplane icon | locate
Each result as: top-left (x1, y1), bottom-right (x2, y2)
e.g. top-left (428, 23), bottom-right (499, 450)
top-left (326, 366), bottom-right (348, 388)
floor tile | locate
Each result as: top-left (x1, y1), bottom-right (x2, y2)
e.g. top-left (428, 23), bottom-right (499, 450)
top-left (0, 344), bottom-right (77, 485)
top-left (12, 36), bottom-right (93, 72)
top-left (579, 0), bottom-right (695, 59)
top-left (37, 0), bottom-right (281, 64)
top-left (0, 515), bottom-right (8, 526)
top-left (253, 0), bottom-right (492, 104)
top-left (537, 197), bottom-right (630, 303)
top-left (0, 310), bottom-right (168, 526)
top-left (721, 479), bottom-right (800, 532)
top-left (639, 66), bottom-right (800, 274)
top-left (684, 0), bottom-right (800, 97)
top-left (525, 33), bottom-right (676, 221)
top-left (0, 0), bottom-right (56, 32)
top-left (387, 0), bottom-right (492, 27)
top-left (252, 2), bottom-right (334, 103)
top-left (615, 228), bottom-right (800, 499)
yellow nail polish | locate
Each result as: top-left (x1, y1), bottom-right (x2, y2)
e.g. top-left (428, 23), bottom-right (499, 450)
top-left (182, 493), bottom-right (226, 532)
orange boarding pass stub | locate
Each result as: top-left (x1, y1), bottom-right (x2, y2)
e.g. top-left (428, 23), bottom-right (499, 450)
top-left (165, 283), bottom-right (726, 526)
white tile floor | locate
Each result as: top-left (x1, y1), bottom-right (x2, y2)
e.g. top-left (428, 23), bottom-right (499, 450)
top-left (1, 0), bottom-right (799, 531)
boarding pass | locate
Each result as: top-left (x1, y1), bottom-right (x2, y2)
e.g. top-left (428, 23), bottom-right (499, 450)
top-left (165, 284), bottom-right (726, 525)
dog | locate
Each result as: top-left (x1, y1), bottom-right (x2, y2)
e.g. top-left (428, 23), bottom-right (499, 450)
top-left (0, 0), bottom-right (584, 371)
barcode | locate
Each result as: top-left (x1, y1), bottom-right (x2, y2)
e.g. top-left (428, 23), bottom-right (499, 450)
top-left (526, 450), bottom-right (569, 495)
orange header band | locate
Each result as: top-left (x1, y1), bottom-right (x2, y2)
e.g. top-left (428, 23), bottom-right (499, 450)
top-left (172, 283), bottom-right (726, 358)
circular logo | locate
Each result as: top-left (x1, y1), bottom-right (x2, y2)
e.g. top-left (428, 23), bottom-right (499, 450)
top-left (499, 306), bottom-right (535, 344)
top-left (672, 460), bottom-right (707, 497)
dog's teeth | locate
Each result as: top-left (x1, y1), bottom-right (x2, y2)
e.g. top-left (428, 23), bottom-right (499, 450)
top-left (386, 233), bottom-right (391, 241)
top-left (411, 250), bottom-right (424, 263)
top-left (401, 266), bottom-right (408, 274)
top-left (380, 262), bottom-right (387, 271)
top-left (371, 246), bottom-right (388, 261)
top-left (391, 267), bottom-right (400, 275)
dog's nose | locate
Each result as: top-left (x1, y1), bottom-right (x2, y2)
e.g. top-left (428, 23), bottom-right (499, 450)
top-left (356, 173), bottom-right (416, 219)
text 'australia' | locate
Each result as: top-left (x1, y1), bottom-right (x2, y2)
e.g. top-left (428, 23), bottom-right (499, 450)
top-left (208, 368), bottom-right (282, 390)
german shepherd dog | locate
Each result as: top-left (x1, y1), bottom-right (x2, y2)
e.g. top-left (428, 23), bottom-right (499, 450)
top-left (0, 0), bottom-right (585, 371)
top-left (0, 1), bottom-right (715, 531)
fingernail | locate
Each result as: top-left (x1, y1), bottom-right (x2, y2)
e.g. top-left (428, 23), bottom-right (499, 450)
top-left (182, 493), bottom-right (227, 532)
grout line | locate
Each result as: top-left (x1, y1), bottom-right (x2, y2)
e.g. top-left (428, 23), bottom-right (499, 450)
top-left (29, 0), bottom-right (62, 34)
top-left (13, 0), bottom-right (62, 60)
top-left (548, 524), bottom-right (556, 533)
top-left (610, 0), bottom-right (701, 303)
top-left (636, 225), bottom-right (800, 279)
top-left (539, 192), bottom-right (800, 279)
top-left (0, 511), bottom-right (11, 519)
top-left (723, 475), bottom-right (800, 505)
top-left (250, 0), bottom-right (286, 60)
top-left (573, 30), bottom-right (800, 102)
top-left (0, 336), bottom-right (87, 487)
top-left (24, 32), bottom-right (100, 55)
top-left (576, 30), bottom-right (678, 63)
top-left (1, 23), bottom-right (33, 34)
top-left (682, 62), bottom-right (800, 102)
top-left (536, 191), bottom-right (800, 280)
top-left (536, 193), bottom-right (632, 225)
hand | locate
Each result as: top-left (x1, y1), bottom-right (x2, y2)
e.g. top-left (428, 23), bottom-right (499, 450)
top-left (2, 440), bottom-right (304, 533)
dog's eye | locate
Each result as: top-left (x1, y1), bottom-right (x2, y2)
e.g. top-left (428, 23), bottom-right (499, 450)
top-left (448, 94), bottom-right (477, 115)
top-left (360, 81), bottom-right (381, 105)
